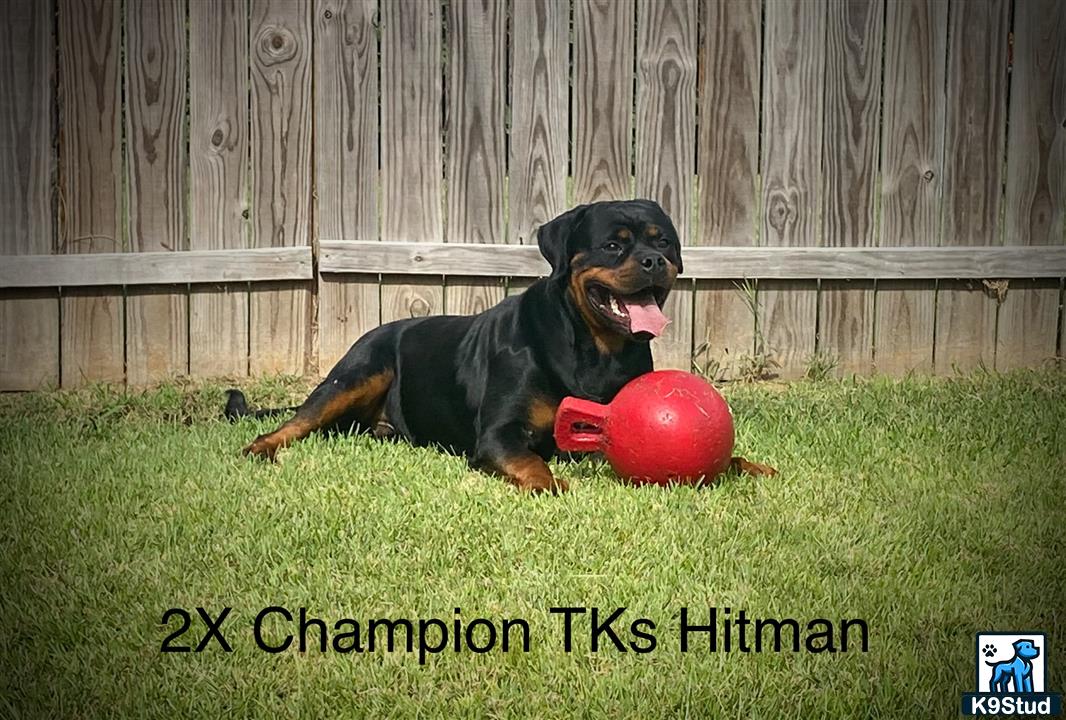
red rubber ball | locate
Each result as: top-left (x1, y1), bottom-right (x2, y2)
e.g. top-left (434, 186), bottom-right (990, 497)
top-left (554, 370), bottom-right (735, 486)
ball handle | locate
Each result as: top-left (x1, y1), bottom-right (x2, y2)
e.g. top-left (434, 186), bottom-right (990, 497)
top-left (553, 397), bottom-right (611, 452)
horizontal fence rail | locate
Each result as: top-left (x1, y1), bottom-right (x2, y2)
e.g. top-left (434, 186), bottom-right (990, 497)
top-left (319, 243), bottom-right (1066, 280)
top-left (0, 248), bottom-right (314, 287)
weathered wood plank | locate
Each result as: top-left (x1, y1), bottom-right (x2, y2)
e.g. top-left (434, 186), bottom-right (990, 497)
top-left (509, 0), bottom-right (568, 245)
top-left (0, 290), bottom-right (59, 390)
top-left (936, 0), bottom-right (1009, 373)
top-left (505, 278), bottom-right (537, 297)
top-left (315, 0), bottom-right (380, 369)
top-left (572, 0), bottom-right (635, 203)
top-left (758, 0), bottom-right (825, 378)
top-left (0, 0), bottom-right (58, 389)
top-left (250, 0), bottom-right (313, 375)
top-left (125, 285), bottom-right (188, 385)
top-left (445, 0), bottom-right (506, 316)
top-left (58, 0), bottom-right (124, 387)
top-left (692, 281), bottom-right (755, 382)
top-left (125, 0), bottom-right (188, 385)
top-left (819, 0), bottom-right (883, 376)
top-left (1003, 0), bottom-right (1066, 249)
top-left (0, 248), bottom-right (314, 287)
top-left (381, 275), bottom-right (442, 324)
top-left (636, 0), bottom-right (696, 370)
top-left (1061, 282), bottom-right (1066, 360)
top-left (446, 0), bottom-right (505, 246)
top-left (444, 277), bottom-right (507, 317)
top-left (875, 0), bottom-right (946, 375)
top-left (996, 0), bottom-right (1065, 370)
top-left (697, 0), bottom-right (760, 247)
top-left (995, 279), bottom-right (1062, 369)
top-left (318, 274), bottom-right (380, 366)
top-left (879, 0), bottom-right (947, 248)
top-left (380, 0), bottom-right (444, 324)
top-left (0, 0), bottom-right (54, 255)
top-left (819, 277), bottom-right (874, 375)
top-left (693, 0), bottom-right (760, 381)
top-left (189, 0), bottom-right (251, 378)
top-left (318, 242), bottom-right (1066, 280)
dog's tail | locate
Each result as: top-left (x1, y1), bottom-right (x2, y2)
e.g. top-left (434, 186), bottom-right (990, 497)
top-left (224, 389), bottom-right (298, 421)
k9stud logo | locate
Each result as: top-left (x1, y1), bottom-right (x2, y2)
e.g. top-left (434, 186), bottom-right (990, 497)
top-left (961, 632), bottom-right (1062, 716)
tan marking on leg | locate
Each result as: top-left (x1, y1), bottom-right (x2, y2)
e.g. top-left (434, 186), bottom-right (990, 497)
top-left (498, 454), bottom-right (568, 494)
top-left (242, 370), bottom-right (394, 461)
top-left (319, 371), bottom-right (393, 423)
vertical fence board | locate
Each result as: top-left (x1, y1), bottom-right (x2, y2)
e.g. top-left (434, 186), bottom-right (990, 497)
top-left (697, 0), bottom-right (760, 247)
top-left (249, 0), bottom-right (313, 375)
top-left (758, 0), bottom-right (825, 379)
top-left (380, 0), bottom-right (444, 323)
top-left (509, 0), bottom-right (568, 245)
top-left (573, 0), bottom-right (634, 203)
top-left (445, 0), bottom-right (506, 315)
top-left (876, 0), bottom-right (945, 375)
top-left (819, 0), bottom-right (883, 377)
top-left (58, 0), bottom-right (124, 387)
top-left (636, 0), bottom-right (696, 370)
top-left (0, 0), bottom-right (58, 390)
top-left (189, 0), bottom-right (250, 379)
top-left (505, 0), bottom-right (563, 318)
top-left (316, 0), bottom-right (380, 370)
top-left (6, 0), bottom-right (1062, 385)
top-left (936, 0), bottom-right (1009, 373)
top-left (1062, 282), bottom-right (1066, 359)
top-left (505, 278), bottom-right (537, 297)
top-left (996, 0), bottom-right (1065, 370)
top-left (125, 0), bottom-right (188, 385)
top-left (693, 0), bottom-right (759, 381)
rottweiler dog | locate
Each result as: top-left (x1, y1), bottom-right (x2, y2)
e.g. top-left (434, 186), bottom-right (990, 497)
top-left (228, 199), bottom-right (774, 492)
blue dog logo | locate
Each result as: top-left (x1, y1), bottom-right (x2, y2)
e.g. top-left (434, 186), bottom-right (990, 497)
top-left (986, 639), bottom-right (1040, 693)
top-left (962, 632), bottom-right (1062, 716)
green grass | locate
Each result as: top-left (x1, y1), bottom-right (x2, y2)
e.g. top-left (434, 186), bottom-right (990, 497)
top-left (1, 371), bottom-right (1064, 718)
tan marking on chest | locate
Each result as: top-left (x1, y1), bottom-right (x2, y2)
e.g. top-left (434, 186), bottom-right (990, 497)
top-left (527, 396), bottom-right (559, 433)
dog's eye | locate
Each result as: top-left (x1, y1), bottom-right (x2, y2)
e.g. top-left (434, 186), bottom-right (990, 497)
top-left (654, 238), bottom-right (671, 250)
top-left (602, 241), bottom-right (623, 253)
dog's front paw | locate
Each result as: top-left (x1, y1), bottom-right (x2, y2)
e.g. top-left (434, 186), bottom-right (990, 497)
top-left (546, 476), bottom-right (569, 495)
top-left (513, 473), bottom-right (569, 495)
top-left (242, 434), bottom-right (280, 462)
top-left (730, 456), bottom-right (778, 477)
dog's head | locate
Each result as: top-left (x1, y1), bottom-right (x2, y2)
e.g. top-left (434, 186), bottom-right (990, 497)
top-left (536, 200), bottom-right (682, 348)
top-left (1014, 640), bottom-right (1040, 660)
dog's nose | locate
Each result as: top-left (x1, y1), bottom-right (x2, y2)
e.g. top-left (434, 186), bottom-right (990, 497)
top-left (640, 254), bottom-right (667, 273)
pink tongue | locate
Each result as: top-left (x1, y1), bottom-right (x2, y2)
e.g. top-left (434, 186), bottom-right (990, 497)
top-left (621, 295), bottom-right (670, 337)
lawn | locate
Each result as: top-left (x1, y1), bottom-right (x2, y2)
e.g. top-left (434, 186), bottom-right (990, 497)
top-left (1, 370), bottom-right (1064, 718)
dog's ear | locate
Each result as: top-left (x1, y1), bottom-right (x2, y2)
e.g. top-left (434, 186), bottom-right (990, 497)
top-left (536, 204), bottom-right (589, 278)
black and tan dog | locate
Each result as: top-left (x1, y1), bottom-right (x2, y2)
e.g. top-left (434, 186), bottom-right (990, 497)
top-left (228, 200), bottom-right (773, 492)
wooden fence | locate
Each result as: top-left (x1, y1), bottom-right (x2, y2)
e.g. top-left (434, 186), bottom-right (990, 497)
top-left (1, 0), bottom-right (1064, 390)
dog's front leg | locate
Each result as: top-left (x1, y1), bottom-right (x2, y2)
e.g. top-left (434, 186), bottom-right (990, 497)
top-left (475, 423), bottom-right (568, 495)
top-left (1013, 666), bottom-right (1028, 693)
